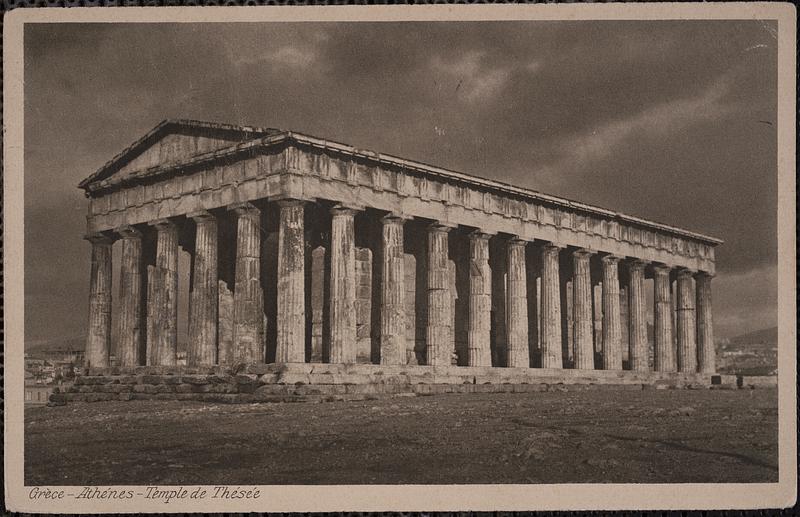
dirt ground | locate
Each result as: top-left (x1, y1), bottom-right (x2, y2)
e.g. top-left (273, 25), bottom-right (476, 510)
top-left (25, 389), bottom-right (777, 485)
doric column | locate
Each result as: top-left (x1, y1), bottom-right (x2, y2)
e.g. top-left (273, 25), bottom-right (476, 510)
top-left (426, 222), bottom-right (454, 366)
top-left (116, 226), bottom-right (143, 367)
top-left (627, 260), bottom-right (649, 372)
top-left (85, 233), bottom-right (114, 368)
top-left (506, 238), bottom-right (529, 367)
top-left (380, 214), bottom-right (407, 365)
top-left (653, 265), bottom-right (676, 372)
top-left (467, 231), bottom-right (492, 367)
top-left (695, 272), bottom-right (716, 373)
top-left (601, 255), bottom-right (622, 370)
top-left (572, 249), bottom-right (594, 370)
top-left (676, 268), bottom-right (698, 372)
top-left (329, 205), bottom-right (358, 364)
top-left (188, 211), bottom-right (218, 366)
top-left (540, 243), bottom-right (563, 369)
top-left (146, 219), bottom-right (178, 366)
top-left (276, 200), bottom-right (306, 363)
top-left (231, 203), bottom-right (264, 364)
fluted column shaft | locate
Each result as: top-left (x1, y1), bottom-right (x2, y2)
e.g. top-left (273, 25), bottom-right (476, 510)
top-left (653, 265), bottom-right (676, 372)
top-left (276, 200), bottom-right (306, 363)
top-left (117, 227), bottom-right (143, 367)
top-left (329, 206), bottom-right (358, 364)
top-left (540, 243), bottom-right (563, 369)
top-left (86, 234), bottom-right (113, 368)
top-left (506, 239), bottom-right (529, 367)
top-left (188, 212), bottom-right (218, 366)
top-left (146, 220), bottom-right (178, 366)
top-left (601, 255), bottom-right (622, 370)
top-left (380, 214), bottom-right (407, 365)
top-left (232, 203), bottom-right (264, 364)
top-left (572, 250), bottom-right (594, 370)
top-left (426, 223), bottom-right (454, 366)
top-left (696, 272), bottom-right (716, 373)
top-left (676, 269), bottom-right (697, 372)
top-left (627, 260), bottom-right (648, 372)
top-left (467, 231), bottom-right (492, 367)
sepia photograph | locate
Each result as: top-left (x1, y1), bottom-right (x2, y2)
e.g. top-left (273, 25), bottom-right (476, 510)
top-left (3, 4), bottom-right (796, 513)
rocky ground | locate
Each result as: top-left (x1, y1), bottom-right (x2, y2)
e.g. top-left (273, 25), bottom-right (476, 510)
top-left (25, 388), bottom-right (777, 485)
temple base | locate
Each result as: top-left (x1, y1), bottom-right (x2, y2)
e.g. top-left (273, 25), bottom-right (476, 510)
top-left (59, 363), bottom-right (748, 404)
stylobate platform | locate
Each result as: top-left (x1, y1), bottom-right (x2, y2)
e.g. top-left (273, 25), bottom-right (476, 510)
top-left (55, 364), bottom-right (743, 405)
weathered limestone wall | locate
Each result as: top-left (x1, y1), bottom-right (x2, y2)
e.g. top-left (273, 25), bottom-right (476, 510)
top-left (426, 224), bottom-right (453, 366)
top-left (275, 200), bottom-right (306, 363)
top-left (310, 245), bottom-right (326, 363)
top-left (379, 215), bottom-right (407, 366)
top-left (355, 247), bottom-right (373, 363)
top-left (146, 220), bottom-right (179, 366)
top-left (468, 232), bottom-right (492, 367)
top-left (329, 207), bottom-right (357, 364)
top-left (231, 204), bottom-right (265, 363)
top-left (403, 253), bottom-right (417, 364)
top-left (86, 236), bottom-right (114, 368)
top-left (572, 250), bottom-right (594, 370)
top-left (187, 212), bottom-right (218, 366)
top-left (217, 280), bottom-right (234, 365)
top-left (116, 227), bottom-right (144, 367)
top-left (489, 237), bottom-right (507, 367)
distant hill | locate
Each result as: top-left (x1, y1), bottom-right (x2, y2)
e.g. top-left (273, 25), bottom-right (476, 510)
top-left (26, 335), bottom-right (85, 354)
top-left (729, 327), bottom-right (779, 346)
top-left (717, 326), bottom-right (778, 376)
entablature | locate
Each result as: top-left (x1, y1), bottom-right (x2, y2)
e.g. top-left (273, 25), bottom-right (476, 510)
top-left (83, 133), bottom-right (720, 274)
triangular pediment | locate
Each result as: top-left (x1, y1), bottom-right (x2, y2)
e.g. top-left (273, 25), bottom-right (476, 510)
top-left (79, 119), bottom-right (278, 190)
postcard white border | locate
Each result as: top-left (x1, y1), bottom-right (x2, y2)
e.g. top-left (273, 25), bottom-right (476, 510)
top-left (4, 3), bottom-right (796, 512)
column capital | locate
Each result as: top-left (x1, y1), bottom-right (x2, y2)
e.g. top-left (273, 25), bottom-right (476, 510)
top-left (676, 267), bottom-right (697, 279)
top-left (507, 237), bottom-right (529, 248)
top-left (541, 241), bottom-right (565, 251)
top-left (275, 198), bottom-right (309, 209)
top-left (84, 231), bottom-right (115, 245)
top-left (380, 212), bottom-right (412, 224)
top-left (652, 263), bottom-right (672, 275)
top-left (694, 270), bottom-right (715, 280)
top-left (330, 203), bottom-right (363, 216)
top-left (468, 229), bottom-right (495, 241)
top-left (428, 220), bottom-right (457, 232)
top-left (267, 193), bottom-right (315, 204)
top-left (572, 248), bottom-right (595, 259)
top-left (600, 254), bottom-right (623, 265)
top-left (117, 225), bottom-right (143, 239)
top-left (148, 218), bottom-right (177, 230)
top-left (627, 258), bottom-right (649, 271)
top-left (187, 210), bottom-right (216, 223)
top-left (228, 202), bottom-right (260, 216)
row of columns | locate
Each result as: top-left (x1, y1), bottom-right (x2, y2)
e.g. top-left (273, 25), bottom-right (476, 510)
top-left (86, 203), bottom-right (715, 374)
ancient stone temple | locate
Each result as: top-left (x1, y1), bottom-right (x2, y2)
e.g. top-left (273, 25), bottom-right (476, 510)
top-left (79, 119), bottom-right (721, 384)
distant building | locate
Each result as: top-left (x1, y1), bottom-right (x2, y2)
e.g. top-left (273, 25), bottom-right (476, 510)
top-left (24, 372), bottom-right (52, 405)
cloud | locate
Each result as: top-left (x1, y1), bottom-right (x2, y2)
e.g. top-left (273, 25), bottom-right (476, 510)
top-left (230, 44), bottom-right (319, 70)
top-left (431, 51), bottom-right (512, 103)
top-left (21, 21), bottom-right (778, 345)
top-left (713, 264), bottom-right (778, 338)
top-left (539, 71), bottom-right (734, 181)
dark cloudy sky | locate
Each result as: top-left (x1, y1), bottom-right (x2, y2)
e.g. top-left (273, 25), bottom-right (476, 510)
top-left (23, 20), bottom-right (777, 345)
